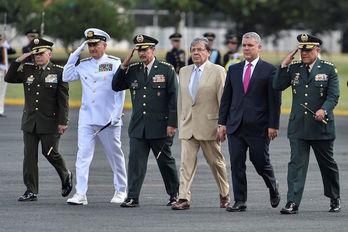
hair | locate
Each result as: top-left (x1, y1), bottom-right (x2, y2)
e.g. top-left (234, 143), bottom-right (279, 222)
top-left (190, 37), bottom-right (211, 51)
top-left (242, 32), bottom-right (262, 44)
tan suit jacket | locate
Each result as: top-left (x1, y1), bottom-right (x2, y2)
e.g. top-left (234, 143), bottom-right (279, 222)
top-left (178, 61), bottom-right (226, 140)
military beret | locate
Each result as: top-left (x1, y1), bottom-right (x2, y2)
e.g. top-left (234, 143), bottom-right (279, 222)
top-left (203, 32), bottom-right (215, 40)
top-left (84, 28), bottom-right (110, 43)
top-left (297, 34), bottom-right (322, 50)
top-left (169, 33), bottom-right (182, 40)
top-left (133, 34), bottom-right (158, 50)
top-left (226, 35), bottom-right (238, 44)
top-left (31, 38), bottom-right (53, 55)
top-left (25, 28), bottom-right (40, 37)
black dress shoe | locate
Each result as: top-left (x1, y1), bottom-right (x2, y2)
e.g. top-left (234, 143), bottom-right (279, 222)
top-left (329, 198), bottom-right (341, 212)
top-left (226, 201), bottom-right (247, 212)
top-left (18, 190), bottom-right (37, 202)
top-left (280, 202), bottom-right (298, 214)
top-left (167, 193), bottom-right (178, 206)
top-left (61, 171), bottom-right (73, 197)
top-left (120, 198), bottom-right (139, 208)
top-left (270, 181), bottom-right (280, 208)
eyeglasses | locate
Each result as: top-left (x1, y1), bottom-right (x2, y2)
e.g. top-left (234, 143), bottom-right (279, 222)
top-left (191, 48), bottom-right (207, 53)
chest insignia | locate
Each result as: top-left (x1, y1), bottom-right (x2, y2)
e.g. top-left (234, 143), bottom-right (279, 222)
top-left (99, 63), bottom-right (113, 72)
top-left (314, 74), bottom-right (328, 81)
top-left (26, 75), bottom-right (35, 84)
top-left (152, 74), bottom-right (165, 83)
top-left (45, 74), bottom-right (58, 83)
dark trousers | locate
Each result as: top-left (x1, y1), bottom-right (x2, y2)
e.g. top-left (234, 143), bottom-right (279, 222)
top-left (227, 130), bottom-right (277, 202)
top-left (287, 139), bottom-right (340, 205)
top-left (23, 131), bottom-right (69, 194)
top-left (127, 136), bottom-right (179, 200)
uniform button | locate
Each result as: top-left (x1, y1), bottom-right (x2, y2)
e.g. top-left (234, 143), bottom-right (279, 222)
top-left (37, 84), bottom-right (40, 87)
top-left (305, 85), bottom-right (308, 88)
top-left (304, 111), bottom-right (308, 115)
top-left (305, 93), bottom-right (308, 97)
top-left (143, 103), bottom-right (146, 106)
top-left (143, 95), bottom-right (146, 98)
top-left (50, 85), bottom-right (52, 87)
top-left (158, 85), bottom-right (160, 88)
top-left (94, 80), bottom-right (96, 83)
top-left (36, 100), bottom-right (38, 103)
top-left (143, 111), bottom-right (146, 115)
top-left (35, 108), bottom-right (38, 111)
top-left (36, 92), bottom-right (39, 95)
top-left (320, 84), bottom-right (323, 87)
top-left (92, 100), bottom-right (95, 103)
top-left (28, 88), bottom-right (30, 91)
top-left (144, 87), bottom-right (147, 90)
top-left (305, 102), bottom-right (308, 106)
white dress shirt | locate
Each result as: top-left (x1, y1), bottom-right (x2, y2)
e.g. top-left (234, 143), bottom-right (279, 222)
top-left (189, 61), bottom-right (207, 97)
top-left (242, 56), bottom-right (260, 81)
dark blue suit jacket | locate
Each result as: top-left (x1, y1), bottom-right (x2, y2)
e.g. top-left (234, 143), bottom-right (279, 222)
top-left (218, 59), bottom-right (281, 138)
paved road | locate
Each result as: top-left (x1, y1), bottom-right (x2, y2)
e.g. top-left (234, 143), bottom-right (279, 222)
top-left (1, 105), bottom-right (347, 232)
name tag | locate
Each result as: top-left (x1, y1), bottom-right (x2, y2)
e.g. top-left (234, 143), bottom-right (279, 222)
top-left (99, 63), bottom-right (113, 72)
top-left (45, 74), bottom-right (58, 83)
top-left (152, 74), bottom-right (165, 83)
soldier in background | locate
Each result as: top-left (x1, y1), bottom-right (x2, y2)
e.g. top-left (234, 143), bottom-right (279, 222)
top-left (204, 32), bottom-right (221, 65)
top-left (165, 33), bottom-right (185, 74)
top-left (22, 29), bottom-right (40, 63)
top-left (0, 34), bottom-right (16, 117)
top-left (223, 35), bottom-right (241, 71)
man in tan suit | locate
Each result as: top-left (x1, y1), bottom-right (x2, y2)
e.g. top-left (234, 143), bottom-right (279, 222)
top-left (172, 37), bottom-right (230, 210)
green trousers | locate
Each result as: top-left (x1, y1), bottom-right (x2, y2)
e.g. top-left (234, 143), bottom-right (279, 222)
top-left (23, 131), bottom-right (69, 194)
top-left (287, 139), bottom-right (340, 205)
top-left (127, 136), bottom-right (179, 200)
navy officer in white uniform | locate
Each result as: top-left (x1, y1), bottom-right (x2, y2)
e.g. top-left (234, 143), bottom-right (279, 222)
top-left (63, 28), bottom-right (127, 205)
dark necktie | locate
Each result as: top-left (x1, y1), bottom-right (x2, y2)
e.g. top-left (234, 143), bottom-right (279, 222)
top-left (306, 65), bottom-right (310, 77)
top-left (144, 66), bottom-right (148, 82)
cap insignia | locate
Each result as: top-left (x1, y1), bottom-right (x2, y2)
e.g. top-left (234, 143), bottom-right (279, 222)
top-left (87, 31), bottom-right (94, 38)
top-left (136, 35), bottom-right (144, 43)
top-left (301, 34), bottom-right (308, 42)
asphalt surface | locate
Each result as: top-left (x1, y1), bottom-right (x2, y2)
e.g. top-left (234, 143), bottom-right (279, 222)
top-left (0, 105), bottom-right (347, 232)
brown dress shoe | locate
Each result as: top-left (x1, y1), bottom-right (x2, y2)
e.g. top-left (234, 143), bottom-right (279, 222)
top-left (171, 199), bottom-right (190, 210)
top-left (220, 194), bottom-right (230, 208)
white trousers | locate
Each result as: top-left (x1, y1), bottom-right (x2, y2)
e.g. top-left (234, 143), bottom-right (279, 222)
top-left (75, 124), bottom-right (127, 196)
top-left (0, 71), bottom-right (7, 114)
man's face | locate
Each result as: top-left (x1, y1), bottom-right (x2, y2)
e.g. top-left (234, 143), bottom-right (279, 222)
top-left (137, 46), bottom-right (155, 65)
top-left (227, 42), bottom-right (238, 53)
top-left (191, 42), bottom-right (210, 67)
top-left (300, 47), bottom-right (320, 64)
top-left (34, 50), bottom-right (51, 66)
top-left (88, 41), bottom-right (106, 59)
top-left (242, 37), bottom-right (261, 62)
top-left (171, 40), bottom-right (180, 49)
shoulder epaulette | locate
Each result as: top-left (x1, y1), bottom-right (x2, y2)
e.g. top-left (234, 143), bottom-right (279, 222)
top-left (160, 61), bottom-right (172, 66)
top-left (53, 64), bottom-right (64, 69)
top-left (129, 62), bottom-right (141, 68)
top-left (289, 60), bottom-right (301, 65)
top-left (320, 60), bottom-right (335, 66)
top-left (107, 55), bottom-right (120, 61)
top-left (80, 57), bottom-right (92, 62)
top-left (24, 62), bottom-right (35, 66)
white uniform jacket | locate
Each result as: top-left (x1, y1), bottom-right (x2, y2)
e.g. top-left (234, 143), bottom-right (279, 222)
top-left (63, 53), bottom-right (125, 126)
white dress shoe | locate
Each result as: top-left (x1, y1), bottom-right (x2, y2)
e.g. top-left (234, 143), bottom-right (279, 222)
top-left (67, 193), bottom-right (88, 205)
top-left (110, 191), bottom-right (127, 203)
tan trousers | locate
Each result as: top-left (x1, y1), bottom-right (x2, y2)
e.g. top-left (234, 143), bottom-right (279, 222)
top-left (178, 137), bottom-right (229, 201)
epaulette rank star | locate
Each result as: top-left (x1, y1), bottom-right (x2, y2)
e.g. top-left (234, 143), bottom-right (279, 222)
top-left (24, 62), bottom-right (35, 66)
top-left (107, 55), bottom-right (120, 61)
top-left (290, 60), bottom-right (301, 65)
top-left (320, 60), bottom-right (334, 66)
top-left (80, 57), bottom-right (92, 62)
top-left (129, 62), bottom-right (141, 67)
top-left (53, 64), bottom-right (64, 69)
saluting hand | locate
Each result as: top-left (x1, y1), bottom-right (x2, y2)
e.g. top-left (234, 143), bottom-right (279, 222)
top-left (18, 52), bottom-right (33, 62)
top-left (121, 48), bottom-right (136, 68)
top-left (281, 48), bottom-right (298, 67)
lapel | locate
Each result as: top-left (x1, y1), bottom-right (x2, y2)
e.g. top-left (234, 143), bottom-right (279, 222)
top-left (184, 65), bottom-right (195, 104)
top-left (145, 58), bottom-right (160, 86)
top-left (306, 58), bottom-right (321, 84)
top-left (193, 61), bottom-right (212, 103)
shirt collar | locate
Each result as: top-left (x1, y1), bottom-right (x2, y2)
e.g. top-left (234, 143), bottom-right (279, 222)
top-left (144, 57), bottom-right (155, 71)
top-left (245, 56), bottom-right (260, 67)
top-left (194, 60), bottom-right (208, 73)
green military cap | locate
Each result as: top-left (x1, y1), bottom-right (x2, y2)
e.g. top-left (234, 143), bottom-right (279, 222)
top-left (31, 38), bottom-right (53, 55)
top-left (84, 28), bottom-right (110, 43)
top-left (169, 33), bottom-right (182, 41)
top-left (133, 34), bottom-right (158, 50)
top-left (25, 28), bottom-right (40, 37)
top-left (203, 32), bottom-right (215, 41)
top-left (297, 34), bottom-right (322, 50)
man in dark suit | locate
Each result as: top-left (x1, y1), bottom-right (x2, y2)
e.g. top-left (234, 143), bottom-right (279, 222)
top-left (218, 32), bottom-right (281, 212)
top-left (274, 34), bottom-right (341, 214)
top-left (5, 38), bottom-right (72, 201)
top-left (112, 34), bottom-right (179, 208)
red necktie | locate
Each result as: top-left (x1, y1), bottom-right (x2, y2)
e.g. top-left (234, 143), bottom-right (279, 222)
top-left (243, 63), bottom-right (251, 93)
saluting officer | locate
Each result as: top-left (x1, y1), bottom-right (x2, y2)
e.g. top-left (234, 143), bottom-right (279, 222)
top-left (165, 33), bottom-right (185, 74)
top-left (273, 34), bottom-right (341, 214)
top-left (22, 28), bottom-right (40, 63)
top-left (5, 38), bottom-right (72, 201)
top-left (63, 28), bottom-right (127, 205)
top-left (112, 34), bottom-right (180, 208)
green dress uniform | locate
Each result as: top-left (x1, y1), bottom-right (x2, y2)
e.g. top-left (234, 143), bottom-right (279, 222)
top-left (112, 57), bottom-right (179, 201)
top-left (5, 60), bottom-right (70, 195)
top-left (273, 58), bottom-right (340, 206)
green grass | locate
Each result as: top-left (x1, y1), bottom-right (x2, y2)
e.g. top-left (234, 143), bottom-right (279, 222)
top-left (5, 50), bottom-right (348, 111)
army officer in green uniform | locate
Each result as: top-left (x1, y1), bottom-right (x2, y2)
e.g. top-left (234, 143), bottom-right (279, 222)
top-left (112, 34), bottom-right (179, 207)
top-left (5, 38), bottom-right (72, 201)
top-left (273, 34), bottom-right (341, 214)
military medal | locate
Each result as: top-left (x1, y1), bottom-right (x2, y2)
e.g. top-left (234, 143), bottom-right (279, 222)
top-left (157, 91), bottom-right (161, 96)
top-left (26, 75), bottom-right (35, 84)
